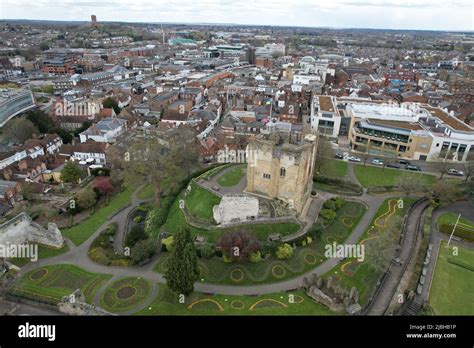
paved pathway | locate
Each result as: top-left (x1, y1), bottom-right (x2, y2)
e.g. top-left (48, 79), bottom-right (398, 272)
top-left (113, 186), bottom-right (153, 254)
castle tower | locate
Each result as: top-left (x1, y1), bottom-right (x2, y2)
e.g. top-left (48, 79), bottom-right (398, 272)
top-left (246, 132), bottom-right (317, 213)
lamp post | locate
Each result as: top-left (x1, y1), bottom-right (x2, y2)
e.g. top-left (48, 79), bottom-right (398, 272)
top-left (447, 213), bottom-right (461, 246)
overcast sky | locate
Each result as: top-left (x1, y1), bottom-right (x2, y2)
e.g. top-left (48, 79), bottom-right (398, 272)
top-left (1, 0), bottom-right (473, 31)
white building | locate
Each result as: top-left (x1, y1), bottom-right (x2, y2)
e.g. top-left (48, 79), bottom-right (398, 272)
top-left (79, 118), bottom-right (127, 143)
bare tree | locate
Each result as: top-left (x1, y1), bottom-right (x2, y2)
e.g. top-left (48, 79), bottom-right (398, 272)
top-left (431, 158), bottom-right (451, 179)
top-left (359, 152), bottom-right (370, 166)
top-left (432, 180), bottom-right (463, 204)
top-left (314, 134), bottom-right (334, 175)
top-left (462, 161), bottom-right (474, 182)
top-left (396, 173), bottom-right (426, 196)
top-left (365, 215), bottom-right (403, 272)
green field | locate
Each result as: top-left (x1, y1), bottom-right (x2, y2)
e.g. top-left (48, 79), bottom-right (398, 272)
top-left (429, 241), bottom-right (474, 315)
top-left (135, 284), bottom-right (337, 316)
top-left (8, 264), bottom-right (112, 305)
top-left (62, 186), bottom-right (134, 246)
top-left (320, 159), bottom-right (349, 178)
top-left (216, 165), bottom-right (246, 187)
top-left (353, 165), bottom-right (436, 188)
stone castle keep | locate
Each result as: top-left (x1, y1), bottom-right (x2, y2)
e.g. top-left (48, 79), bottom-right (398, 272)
top-left (246, 132), bottom-right (317, 214)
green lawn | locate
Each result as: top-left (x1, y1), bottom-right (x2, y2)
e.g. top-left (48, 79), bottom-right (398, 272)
top-left (137, 184), bottom-right (154, 200)
top-left (62, 187), bottom-right (134, 246)
top-left (8, 244), bottom-right (69, 267)
top-left (185, 181), bottom-right (221, 222)
top-left (429, 241), bottom-right (474, 315)
top-left (216, 165), bottom-right (246, 187)
top-left (8, 264), bottom-right (112, 304)
top-left (353, 165), bottom-right (436, 188)
top-left (437, 212), bottom-right (474, 230)
top-left (135, 284), bottom-right (337, 316)
top-left (320, 159), bottom-right (348, 178)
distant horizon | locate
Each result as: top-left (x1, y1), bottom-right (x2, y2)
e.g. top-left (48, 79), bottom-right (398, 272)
top-left (1, 0), bottom-right (472, 32)
top-left (1, 18), bottom-right (473, 34)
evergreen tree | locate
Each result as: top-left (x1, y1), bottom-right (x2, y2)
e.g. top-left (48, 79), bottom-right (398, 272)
top-left (164, 229), bottom-right (199, 296)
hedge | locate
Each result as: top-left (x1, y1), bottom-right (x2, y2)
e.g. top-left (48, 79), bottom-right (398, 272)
top-left (439, 223), bottom-right (474, 242)
top-left (314, 176), bottom-right (363, 195)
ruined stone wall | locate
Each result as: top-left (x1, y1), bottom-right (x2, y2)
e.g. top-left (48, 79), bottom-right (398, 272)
top-left (0, 213), bottom-right (64, 248)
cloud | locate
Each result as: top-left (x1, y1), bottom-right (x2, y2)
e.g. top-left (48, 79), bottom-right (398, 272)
top-left (0, 0), bottom-right (472, 30)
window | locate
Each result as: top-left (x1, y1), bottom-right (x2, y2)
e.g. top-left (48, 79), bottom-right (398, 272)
top-left (280, 168), bottom-right (286, 177)
top-left (263, 173), bottom-right (271, 179)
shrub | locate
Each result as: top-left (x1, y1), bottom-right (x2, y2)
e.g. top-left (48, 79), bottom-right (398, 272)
top-left (103, 223), bottom-right (117, 236)
top-left (249, 251), bottom-right (262, 263)
top-left (334, 197), bottom-right (344, 209)
top-left (91, 167), bottom-right (110, 176)
top-left (162, 236), bottom-right (174, 251)
top-left (306, 236), bottom-right (313, 245)
top-left (198, 244), bottom-right (215, 259)
top-left (276, 243), bottom-right (294, 260)
top-left (308, 223), bottom-right (323, 238)
top-left (323, 199), bottom-right (337, 211)
top-left (261, 241), bottom-right (278, 257)
top-left (223, 254), bottom-right (232, 263)
top-left (126, 225), bottom-right (147, 247)
top-left (133, 215), bottom-right (144, 223)
top-left (88, 247), bottom-right (111, 265)
top-left (131, 238), bottom-right (157, 264)
top-left (320, 209), bottom-right (336, 223)
top-left (439, 223), bottom-right (474, 242)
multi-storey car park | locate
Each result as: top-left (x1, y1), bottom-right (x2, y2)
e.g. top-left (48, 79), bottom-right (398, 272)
top-left (0, 89), bottom-right (36, 127)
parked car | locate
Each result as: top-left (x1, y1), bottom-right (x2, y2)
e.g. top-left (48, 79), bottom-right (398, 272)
top-left (387, 163), bottom-right (401, 169)
top-left (348, 156), bottom-right (361, 162)
top-left (405, 165), bottom-right (421, 171)
top-left (447, 169), bottom-right (464, 177)
top-left (371, 159), bottom-right (384, 166)
top-left (398, 159), bottom-right (411, 166)
top-left (334, 153), bottom-right (344, 159)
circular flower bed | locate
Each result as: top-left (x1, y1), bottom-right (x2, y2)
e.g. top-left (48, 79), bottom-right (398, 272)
top-left (100, 277), bottom-right (152, 313)
top-left (29, 268), bottom-right (48, 281)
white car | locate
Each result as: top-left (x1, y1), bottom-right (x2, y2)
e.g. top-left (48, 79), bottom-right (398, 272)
top-left (447, 169), bottom-right (464, 177)
top-left (348, 156), bottom-right (361, 162)
top-left (371, 159), bottom-right (384, 166)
